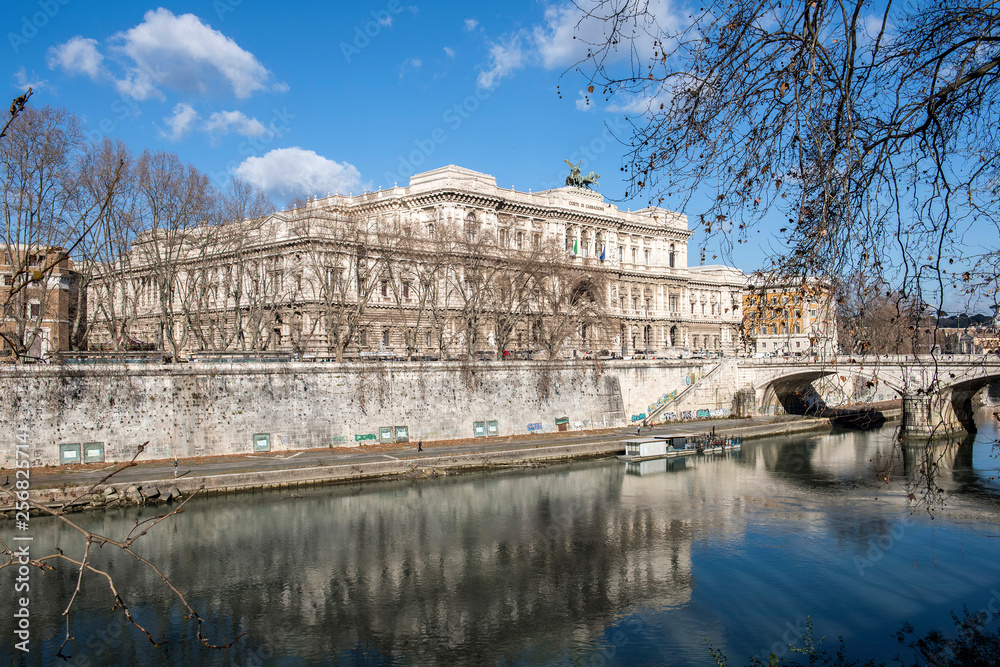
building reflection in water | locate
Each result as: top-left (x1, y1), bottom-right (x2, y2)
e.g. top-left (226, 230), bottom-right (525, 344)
top-left (5, 409), bottom-right (999, 665)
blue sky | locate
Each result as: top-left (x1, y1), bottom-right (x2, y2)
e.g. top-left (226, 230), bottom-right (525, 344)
top-left (4, 0), bottom-right (777, 272)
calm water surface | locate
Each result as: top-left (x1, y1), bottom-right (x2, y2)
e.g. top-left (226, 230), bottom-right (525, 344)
top-left (3, 410), bottom-right (1000, 666)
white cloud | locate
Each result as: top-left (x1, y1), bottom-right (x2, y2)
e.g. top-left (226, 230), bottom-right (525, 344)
top-left (205, 110), bottom-right (268, 138)
top-left (533, 0), bottom-right (680, 70)
top-left (161, 102), bottom-right (199, 141)
top-left (46, 36), bottom-right (105, 78)
top-left (114, 68), bottom-right (163, 101)
top-left (468, 2), bottom-right (680, 98)
top-left (605, 92), bottom-right (671, 115)
top-left (109, 8), bottom-right (282, 101)
top-left (234, 148), bottom-right (363, 200)
top-left (443, 46), bottom-right (456, 58)
top-left (464, 18), bottom-right (479, 32)
top-left (575, 90), bottom-right (595, 112)
top-left (477, 34), bottom-right (526, 90)
top-left (533, 4), bottom-right (590, 69)
top-left (13, 67), bottom-right (50, 93)
top-left (46, 9), bottom-right (284, 102)
top-left (399, 57), bottom-right (423, 78)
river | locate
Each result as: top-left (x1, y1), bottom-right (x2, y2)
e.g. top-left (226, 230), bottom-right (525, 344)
top-left (3, 409), bottom-right (1000, 666)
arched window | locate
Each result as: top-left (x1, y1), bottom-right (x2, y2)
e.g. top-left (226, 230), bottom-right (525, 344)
top-left (793, 323), bottom-right (801, 334)
top-left (668, 244), bottom-right (676, 268)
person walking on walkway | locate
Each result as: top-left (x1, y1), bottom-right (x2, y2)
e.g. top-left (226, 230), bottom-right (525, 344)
top-left (636, 426), bottom-right (641, 437)
top-left (417, 441), bottom-right (423, 453)
top-left (173, 457), bottom-right (178, 478)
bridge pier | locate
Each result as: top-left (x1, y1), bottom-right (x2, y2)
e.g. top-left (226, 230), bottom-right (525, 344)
top-left (900, 392), bottom-right (972, 439)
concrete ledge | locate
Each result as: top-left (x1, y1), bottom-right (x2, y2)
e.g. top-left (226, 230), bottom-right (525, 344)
top-left (6, 440), bottom-right (625, 512)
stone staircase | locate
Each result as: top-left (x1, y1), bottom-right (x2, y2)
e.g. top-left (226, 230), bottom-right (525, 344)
top-left (643, 358), bottom-right (738, 426)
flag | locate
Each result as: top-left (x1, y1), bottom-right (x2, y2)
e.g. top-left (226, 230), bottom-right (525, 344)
top-left (572, 238), bottom-right (578, 255)
top-left (600, 247), bottom-right (606, 262)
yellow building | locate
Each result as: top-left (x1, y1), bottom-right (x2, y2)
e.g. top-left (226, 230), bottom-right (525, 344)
top-left (741, 279), bottom-right (836, 357)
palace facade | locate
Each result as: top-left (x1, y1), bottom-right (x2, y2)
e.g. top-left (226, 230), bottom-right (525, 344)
top-left (89, 166), bottom-right (747, 360)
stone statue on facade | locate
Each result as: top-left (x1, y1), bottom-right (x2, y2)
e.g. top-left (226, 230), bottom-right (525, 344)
top-left (564, 160), bottom-right (600, 189)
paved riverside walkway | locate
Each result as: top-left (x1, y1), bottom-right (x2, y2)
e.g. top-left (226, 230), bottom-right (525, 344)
top-left (20, 413), bottom-right (851, 495)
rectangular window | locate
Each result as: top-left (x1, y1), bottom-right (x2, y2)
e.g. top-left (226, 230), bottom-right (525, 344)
top-left (618, 246), bottom-right (624, 263)
top-left (403, 282), bottom-right (410, 299)
top-left (382, 329), bottom-right (390, 347)
top-left (381, 280), bottom-right (388, 298)
top-left (499, 228), bottom-right (509, 248)
top-left (516, 230), bottom-right (524, 249)
top-left (426, 330), bottom-right (432, 347)
top-left (359, 329), bottom-right (367, 346)
top-left (532, 232), bottom-right (541, 250)
top-left (644, 249), bottom-right (650, 266)
top-left (631, 247), bottom-right (637, 264)
top-left (29, 303), bottom-right (41, 319)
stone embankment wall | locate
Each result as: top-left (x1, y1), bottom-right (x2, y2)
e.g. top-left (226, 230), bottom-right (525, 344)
top-left (0, 360), bottom-right (711, 465)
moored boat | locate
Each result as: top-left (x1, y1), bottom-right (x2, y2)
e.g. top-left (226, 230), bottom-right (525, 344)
top-left (618, 431), bottom-right (742, 461)
top-left (618, 434), bottom-right (699, 462)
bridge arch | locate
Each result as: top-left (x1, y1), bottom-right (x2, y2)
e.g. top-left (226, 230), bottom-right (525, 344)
top-left (754, 366), bottom-right (907, 415)
top-left (939, 373), bottom-right (1000, 434)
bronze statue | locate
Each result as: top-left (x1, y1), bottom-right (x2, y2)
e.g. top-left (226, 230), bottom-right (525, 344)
top-left (564, 160), bottom-right (600, 189)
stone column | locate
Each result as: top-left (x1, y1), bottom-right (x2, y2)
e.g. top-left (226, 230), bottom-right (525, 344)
top-left (901, 391), bottom-right (971, 438)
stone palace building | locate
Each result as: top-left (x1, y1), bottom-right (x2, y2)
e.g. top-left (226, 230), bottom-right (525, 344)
top-left (88, 165), bottom-right (747, 360)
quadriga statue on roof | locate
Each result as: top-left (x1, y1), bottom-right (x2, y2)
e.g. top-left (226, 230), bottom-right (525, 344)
top-left (564, 159), bottom-right (600, 189)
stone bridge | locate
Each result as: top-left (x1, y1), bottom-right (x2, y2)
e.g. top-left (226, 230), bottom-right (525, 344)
top-left (734, 355), bottom-right (1000, 438)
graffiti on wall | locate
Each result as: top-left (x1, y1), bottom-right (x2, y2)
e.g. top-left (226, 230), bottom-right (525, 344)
top-left (527, 422), bottom-right (542, 432)
top-left (354, 433), bottom-right (377, 442)
top-left (647, 389), bottom-right (680, 415)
